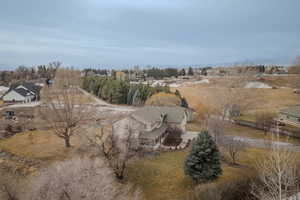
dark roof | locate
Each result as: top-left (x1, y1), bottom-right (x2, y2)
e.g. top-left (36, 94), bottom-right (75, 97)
top-left (1, 82), bottom-right (42, 99)
top-left (140, 124), bottom-right (167, 140)
top-left (14, 88), bottom-right (33, 97)
top-left (280, 106), bottom-right (300, 118)
top-left (131, 106), bottom-right (187, 124)
top-left (9, 82), bottom-right (41, 94)
top-left (20, 83), bottom-right (41, 94)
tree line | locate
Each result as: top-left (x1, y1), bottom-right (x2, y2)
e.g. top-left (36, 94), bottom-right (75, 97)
top-left (0, 61), bottom-right (60, 86)
top-left (82, 76), bottom-right (171, 105)
top-left (83, 66), bottom-right (195, 79)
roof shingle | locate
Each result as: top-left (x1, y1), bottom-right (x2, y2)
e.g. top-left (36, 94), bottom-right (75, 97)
top-left (131, 106), bottom-right (187, 124)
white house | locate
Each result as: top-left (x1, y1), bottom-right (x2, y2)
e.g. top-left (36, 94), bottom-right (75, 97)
top-left (0, 86), bottom-right (9, 97)
top-left (112, 106), bottom-right (193, 149)
top-left (1, 83), bottom-right (41, 103)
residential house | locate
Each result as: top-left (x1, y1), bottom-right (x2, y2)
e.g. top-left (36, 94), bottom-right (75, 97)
top-left (113, 106), bottom-right (193, 149)
top-left (1, 83), bottom-right (41, 103)
top-left (116, 71), bottom-right (127, 81)
top-left (0, 86), bottom-right (9, 97)
top-left (278, 106), bottom-right (300, 127)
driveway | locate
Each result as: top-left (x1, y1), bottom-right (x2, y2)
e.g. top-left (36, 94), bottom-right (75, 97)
top-left (0, 102), bottom-right (40, 111)
top-left (79, 88), bottom-right (135, 114)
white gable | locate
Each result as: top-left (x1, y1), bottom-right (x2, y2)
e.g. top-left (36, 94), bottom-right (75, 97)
top-left (16, 85), bottom-right (35, 95)
top-left (2, 90), bottom-right (26, 102)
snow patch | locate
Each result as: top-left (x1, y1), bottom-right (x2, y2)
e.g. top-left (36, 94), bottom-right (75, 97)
top-left (195, 79), bottom-right (210, 84)
top-left (169, 83), bottom-right (180, 88)
top-left (0, 86), bottom-right (9, 92)
top-left (245, 81), bottom-right (272, 89)
top-left (151, 80), bottom-right (166, 87)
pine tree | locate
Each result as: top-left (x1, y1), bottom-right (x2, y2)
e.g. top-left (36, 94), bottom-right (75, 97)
top-left (174, 89), bottom-right (181, 97)
top-left (188, 67), bottom-right (194, 76)
top-left (180, 97), bottom-right (189, 108)
top-left (180, 68), bottom-right (186, 76)
top-left (184, 131), bottom-right (222, 182)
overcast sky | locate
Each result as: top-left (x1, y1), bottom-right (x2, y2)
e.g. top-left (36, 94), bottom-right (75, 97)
top-left (0, 0), bottom-right (300, 69)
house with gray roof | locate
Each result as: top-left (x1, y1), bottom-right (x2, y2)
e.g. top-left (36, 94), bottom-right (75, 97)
top-left (1, 83), bottom-right (41, 103)
top-left (278, 106), bottom-right (300, 127)
top-left (112, 106), bottom-right (193, 149)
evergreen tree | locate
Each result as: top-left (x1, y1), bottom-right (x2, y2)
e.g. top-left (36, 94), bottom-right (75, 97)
top-left (184, 131), bottom-right (222, 182)
top-left (174, 89), bottom-right (181, 97)
top-left (180, 68), bottom-right (186, 76)
top-left (188, 67), bottom-right (194, 76)
top-left (180, 97), bottom-right (189, 108)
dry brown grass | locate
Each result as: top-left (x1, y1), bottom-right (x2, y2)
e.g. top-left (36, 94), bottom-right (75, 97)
top-left (176, 84), bottom-right (299, 113)
top-left (145, 92), bottom-right (181, 107)
top-left (261, 75), bottom-right (300, 88)
top-left (127, 146), bottom-right (287, 200)
top-left (0, 130), bottom-right (82, 161)
top-left (226, 124), bottom-right (300, 144)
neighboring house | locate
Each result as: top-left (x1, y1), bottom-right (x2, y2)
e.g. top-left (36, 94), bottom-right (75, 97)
top-left (113, 106), bottom-right (193, 149)
top-left (115, 71), bottom-right (127, 81)
top-left (0, 86), bottom-right (9, 97)
top-left (1, 83), bottom-right (41, 103)
top-left (278, 106), bottom-right (300, 127)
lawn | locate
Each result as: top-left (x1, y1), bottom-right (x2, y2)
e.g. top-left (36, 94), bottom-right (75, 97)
top-left (187, 120), bottom-right (300, 144)
top-left (0, 130), bottom-right (82, 161)
top-left (127, 147), bottom-right (266, 200)
top-left (127, 122), bottom-right (300, 200)
top-left (226, 124), bottom-right (300, 144)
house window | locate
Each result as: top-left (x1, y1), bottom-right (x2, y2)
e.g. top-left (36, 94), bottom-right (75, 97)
top-left (298, 118), bottom-right (300, 122)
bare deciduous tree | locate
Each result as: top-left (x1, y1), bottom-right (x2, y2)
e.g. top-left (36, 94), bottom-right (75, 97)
top-left (84, 122), bottom-right (134, 180)
top-left (40, 68), bottom-right (94, 147)
top-left (207, 117), bottom-right (226, 145)
top-left (23, 157), bottom-right (142, 200)
top-left (201, 70), bottom-right (255, 144)
top-left (252, 141), bottom-right (299, 200)
top-left (213, 70), bottom-right (254, 121)
top-left (255, 111), bottom-right (275, 135)
top-left (220, 137), bottom-right (247, 165)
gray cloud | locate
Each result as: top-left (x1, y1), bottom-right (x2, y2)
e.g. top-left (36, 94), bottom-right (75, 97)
top-left (0, 0), bottom-right (300, 68)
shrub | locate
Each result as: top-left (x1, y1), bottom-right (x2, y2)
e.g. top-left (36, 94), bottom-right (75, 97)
top-left (22, 157), bottom-right (142, 200)
top-left (163, 127), bottom-right (183, 146)
top-left (184, 131), bottom-right (222, 182)
top-left (190, 176), bottom-right (256, 200)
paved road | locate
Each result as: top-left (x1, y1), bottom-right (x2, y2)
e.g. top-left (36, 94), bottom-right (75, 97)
top-left (0, 102), bottom-right (40, 111)
top-left (79, 88), bottom-right (135, 113)
top-left (78, 88), bottom-right (136, 122)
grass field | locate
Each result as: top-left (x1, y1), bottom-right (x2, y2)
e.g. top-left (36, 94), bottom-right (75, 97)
top-left (0, 130), bottom-right (82, 161)
top-left (226, 124), bottom-right (300, 144)
top-left (177, 85), bottom-right (299, 112)
top-left (127, 147), bottom-right (270, 200)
